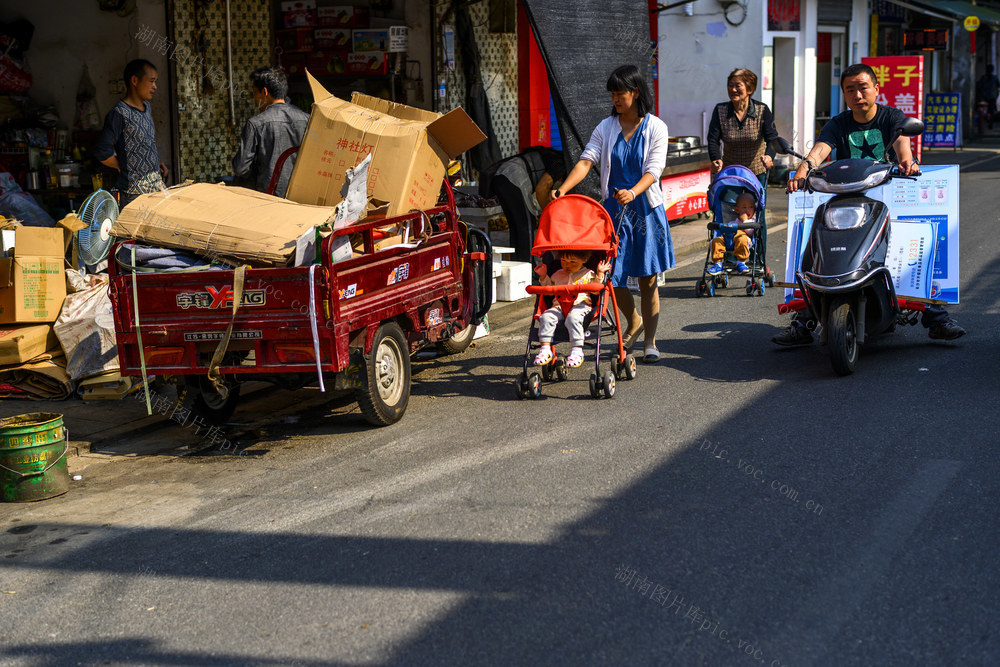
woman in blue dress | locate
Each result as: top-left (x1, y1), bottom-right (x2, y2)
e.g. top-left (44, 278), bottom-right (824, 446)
top-left (553, 65), bottom-right (674, 363)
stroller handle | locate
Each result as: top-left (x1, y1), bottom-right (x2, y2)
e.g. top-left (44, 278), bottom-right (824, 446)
top-left (708, 221), bottom-right (760, 232)
top-left (526, 283), bottom-right (607, 297)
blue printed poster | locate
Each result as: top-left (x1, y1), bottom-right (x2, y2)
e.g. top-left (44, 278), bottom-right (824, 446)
top-left (923, 93), bottom-right (962, 148)
top-left (784, 164), bottom-right (960, 303)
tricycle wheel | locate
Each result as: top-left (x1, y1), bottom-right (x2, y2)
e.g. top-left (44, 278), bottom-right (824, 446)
top-left (178, 375), bottom-right (241, 425)
top-left (436, 322), bottom-right (476, 355)
top-left (356, 322), bottom-right (411, 425)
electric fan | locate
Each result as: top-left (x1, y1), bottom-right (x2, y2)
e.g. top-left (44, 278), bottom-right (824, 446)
top-left (76, 189), bottom-right (119, 266)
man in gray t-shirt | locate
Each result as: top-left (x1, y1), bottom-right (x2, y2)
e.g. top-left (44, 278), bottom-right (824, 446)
top-left (94, 59), bottom-right (168, 207)
top-left (232, 66), bottom-right (309, 198)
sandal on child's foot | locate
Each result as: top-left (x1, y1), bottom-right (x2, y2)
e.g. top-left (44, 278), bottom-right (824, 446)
top-left (533, 347), bottom-right (554, 366)
top-left (565, 348), bottom-right (585, 368)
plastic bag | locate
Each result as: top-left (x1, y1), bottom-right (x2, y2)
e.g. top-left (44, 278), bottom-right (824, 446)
top-left (54, 271), bottom-right (119, 382)
top-left (0, 168), bottom-right (55, 226)
top-left (74, 66), bottom-right (100, 131)
top-left (0, 54), bottom-right (31, 95)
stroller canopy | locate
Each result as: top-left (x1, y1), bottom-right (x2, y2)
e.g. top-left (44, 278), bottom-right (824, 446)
top-left (531, 194), bottom-right (618, 257)
top-left (708, 164), bottom-right (765, 210)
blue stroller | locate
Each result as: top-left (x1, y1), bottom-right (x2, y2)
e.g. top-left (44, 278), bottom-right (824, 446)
top-left (695, 165), bottom-right (773, 297)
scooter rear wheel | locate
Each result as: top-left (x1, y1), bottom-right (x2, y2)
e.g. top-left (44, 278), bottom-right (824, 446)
top-left (829, 298), bottom-right (859, 376)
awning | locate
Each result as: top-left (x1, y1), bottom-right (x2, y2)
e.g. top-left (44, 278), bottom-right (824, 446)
top-left (912, 0), bottom-right (1000, 26)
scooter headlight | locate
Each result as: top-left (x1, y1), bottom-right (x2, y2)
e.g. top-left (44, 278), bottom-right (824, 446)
top-left (823, 205), bottom-right (866, 230)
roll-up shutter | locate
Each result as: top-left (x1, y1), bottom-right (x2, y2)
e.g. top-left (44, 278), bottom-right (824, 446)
top-left (818, 0), bottom-right (852, 25)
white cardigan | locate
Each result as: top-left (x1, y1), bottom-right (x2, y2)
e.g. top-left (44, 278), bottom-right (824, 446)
top-left (580, 113), bottom-right (669, 208)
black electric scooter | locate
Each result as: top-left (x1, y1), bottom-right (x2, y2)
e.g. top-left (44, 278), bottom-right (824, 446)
top-left (772, 117), bottom-right (926, 376)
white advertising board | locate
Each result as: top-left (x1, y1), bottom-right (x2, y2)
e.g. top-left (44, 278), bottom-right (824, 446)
top-left (784, 164), bottom-right (959, 303)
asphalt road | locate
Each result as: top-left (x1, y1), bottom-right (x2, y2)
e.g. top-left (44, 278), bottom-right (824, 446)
top-left (1, 157), bottom-right (999, 665)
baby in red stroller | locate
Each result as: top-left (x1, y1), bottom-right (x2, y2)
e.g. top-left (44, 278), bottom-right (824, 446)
top-left (534, 250), bottom-right (611, 368)
top-left (515, 194), bottom-right (639, 400)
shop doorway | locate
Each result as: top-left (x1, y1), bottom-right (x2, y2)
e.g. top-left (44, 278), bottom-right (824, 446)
top-left (816, 28), bottom-right (845, 135)
top-left (772, 37), bottom-right (796, 150)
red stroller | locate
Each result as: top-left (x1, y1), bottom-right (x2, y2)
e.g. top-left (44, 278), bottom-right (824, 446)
top-left (514, 194), bottom-right (638, 400)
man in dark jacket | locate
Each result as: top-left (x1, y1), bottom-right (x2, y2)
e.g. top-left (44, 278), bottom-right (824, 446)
top-left (232, 66), bottom-right (309, 198)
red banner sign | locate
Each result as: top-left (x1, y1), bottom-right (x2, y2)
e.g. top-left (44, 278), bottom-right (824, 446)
top-left (661, 168), bottom-right (711, 221)
top-left (862, 55), bottom-right (924, 163)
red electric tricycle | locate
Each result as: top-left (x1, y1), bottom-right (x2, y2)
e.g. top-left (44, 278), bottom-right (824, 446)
top-left (108, 154), bottom-right (491, 426)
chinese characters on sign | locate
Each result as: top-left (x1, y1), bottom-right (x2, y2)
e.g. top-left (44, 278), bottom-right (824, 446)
top-left (862, 55), bottom-right (924, 162)
top-left (923, 93), bottom-right (962, 148)
top-left (660, 169), bottom-right (711, 221)
top-left (903, 29), bottom-right (948, 51)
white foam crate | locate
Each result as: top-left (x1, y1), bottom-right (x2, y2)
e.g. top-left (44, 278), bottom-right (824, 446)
top-left (497, 260), bottom-right (532, 301)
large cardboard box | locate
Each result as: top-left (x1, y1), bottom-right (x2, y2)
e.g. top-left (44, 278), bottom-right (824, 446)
top-left (0, 227), bottom-right (66, 324)
top-left (286, 73), bottom-right (486, 218)
top-left (112, 182), bottom-right (387, 266)
top-left (0, 324), bottom-right (58, 365)
top-left (111, 183), bottom-right (348, 266)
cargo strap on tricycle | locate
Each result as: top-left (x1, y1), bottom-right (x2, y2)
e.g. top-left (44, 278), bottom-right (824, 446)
top-left (206, 265), bottom-right (247, 398)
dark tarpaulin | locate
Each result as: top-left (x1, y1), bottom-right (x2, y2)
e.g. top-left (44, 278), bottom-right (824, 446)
top-left (521, 0), bottom-right (654, 200)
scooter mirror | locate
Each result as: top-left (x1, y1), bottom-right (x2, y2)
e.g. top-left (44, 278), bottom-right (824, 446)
top-left (897, 117), bottom-right (925, 137)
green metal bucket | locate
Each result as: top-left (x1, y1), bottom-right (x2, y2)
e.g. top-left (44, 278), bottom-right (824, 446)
top-left (0, 413), bottom-right (70, 502)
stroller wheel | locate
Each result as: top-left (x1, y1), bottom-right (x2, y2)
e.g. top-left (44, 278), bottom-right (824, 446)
top-left (515, 372), bottom-right (530, 400)
top-left (609, 355), bottom-right (620, 377)
top-left (623, 354), bottom-right (638, 380)
top-left (707, 281), bottom-right (715, 297)
top-left (745, 281), bottom-right (754, 296)
top-left (555, 360), bottom-right (568, 381)
top-left (721, 274), bottom-right (729, 288)
top-left (589, 373), bottom-right (601, 398)
top-left (602, 370), bottom-right (616, 398)
top-left (765, 270), bottom-right (775, 288)
top-left (527, 372), bottom-right (542, 399)
top-left (695, 281), bottom-right (706, 297)
top-left (542, 363), bottom-right (553, 381)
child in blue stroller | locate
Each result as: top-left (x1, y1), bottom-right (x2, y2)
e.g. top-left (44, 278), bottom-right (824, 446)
top-left (696, 164), bottom-right (774, 297)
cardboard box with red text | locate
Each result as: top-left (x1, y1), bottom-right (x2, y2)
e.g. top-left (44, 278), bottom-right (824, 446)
top-left (318, 5), bottom-right (369, 27)
top-left (346, 52), bottom-right (387, 75)
top-left (286, 72), bottom-right (486, 217)
top-left (313, 28), bottom-right (351, 50)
